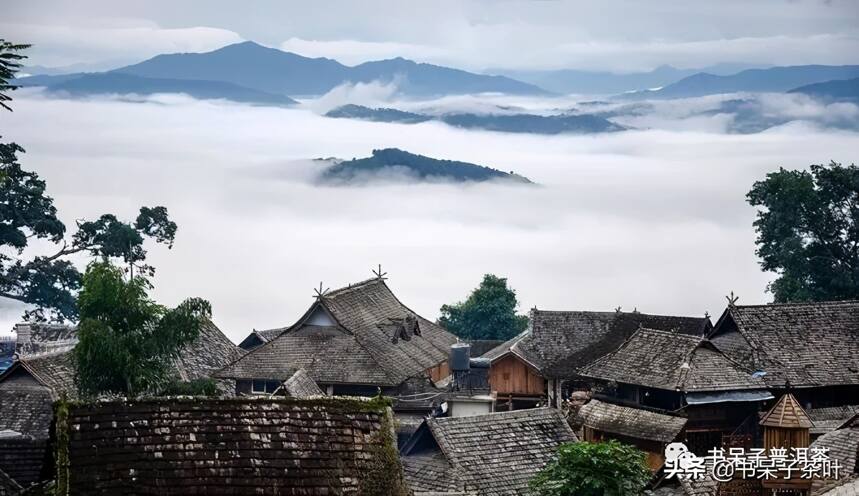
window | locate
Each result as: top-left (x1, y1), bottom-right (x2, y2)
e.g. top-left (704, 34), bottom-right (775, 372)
top-left (252, 379), bottom-right (281, 394)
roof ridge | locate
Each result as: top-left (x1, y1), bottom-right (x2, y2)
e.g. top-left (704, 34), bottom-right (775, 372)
top-left (636, 327), bottom-right (701, 340)
top-left (323, 277), bottom-right (385, 298)
top-left (733, 300), bottom-right (859, 309)
top-left (433, 406), bottom-right (560, 425)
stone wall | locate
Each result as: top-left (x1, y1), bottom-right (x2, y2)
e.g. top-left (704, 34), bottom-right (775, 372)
top-left (60, 397), bottom-right (409, 496)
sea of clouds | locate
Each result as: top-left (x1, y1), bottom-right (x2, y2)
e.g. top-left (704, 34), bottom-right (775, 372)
top-left (1, 88), bottom-right (857, 340)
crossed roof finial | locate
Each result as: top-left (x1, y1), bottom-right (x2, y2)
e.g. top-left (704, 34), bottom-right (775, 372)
top-left (372, 264), bottom-right (388, 280)
top-left (726, 291), bottom-right (739, 308)
top-left (313, 281), bottom-right (329, 299)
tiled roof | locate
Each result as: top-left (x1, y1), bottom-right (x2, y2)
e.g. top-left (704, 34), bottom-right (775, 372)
top-left (65, 397), bottom-right (408, 495)
top-left (579, 328), bottom-right (764, 392)
top-left (810, 425), bottom-right (859, 478)
top-left (217, 278), bottom-right (458, 386)
top-left (814, 475), bottom-right (859, 496)
top-left (576, 399), bottom-right (687, 443)
top-left (0, 388), bottom-right (54, 439)
top-left (17, 350), bottom-right (76, 394)
top-left (402, 451), bottom-right (463, 494)
top-left (283, 368), bottom-right (323, 398)
top-left (809, 406), bottom-right (859, 435)
top-left (404, 408), bottom-right (578, 495)
top-left (711, 301), bottom-right (859, 388)
top-left (0, 432), bottom-right (48, 490)
top-left (760, 393), bottom-right (813, 428)
top-left (13, 323), bottom-right (77, 357)
top-left (483, 310), bottom-right (711, 379)
top-left (173, 320), bottom-right (245, 382)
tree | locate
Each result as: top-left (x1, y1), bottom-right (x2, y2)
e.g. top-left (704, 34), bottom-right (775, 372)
top-left (747, 161), bottom-right (859, 302)
top-left (0, 39), bottom-right (29, 111)
top-left (0, 39), bottom-right (176, 321)
top-left (530, 441), bottom-right (651, 496)
top-left (439, 274), bottom-right (529, 340)
top-left (74, 261), bottom-right (211, 397)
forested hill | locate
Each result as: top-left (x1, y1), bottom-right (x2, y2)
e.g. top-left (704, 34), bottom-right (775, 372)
top-left (319, 148), bottom-right (533, 184)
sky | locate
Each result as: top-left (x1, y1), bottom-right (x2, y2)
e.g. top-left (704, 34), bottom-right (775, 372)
top-left (3, 0), bottom-right (859, 72)
top-left (1, 1), bottom-right (858, 342)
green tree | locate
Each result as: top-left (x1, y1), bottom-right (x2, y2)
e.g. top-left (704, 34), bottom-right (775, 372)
top-left (439, 274), bottom-right (529, 340)
top-left (74, 261), bottom-right (211, 397)
top-left (530, 441), bottom-right (651, 496)
top-left (0, 40), bottom-right (176, 321)
top-left (747, 161), bottom-right (859, 302)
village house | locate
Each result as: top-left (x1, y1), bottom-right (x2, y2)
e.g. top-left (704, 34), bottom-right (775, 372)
top-left (578, 327), bottom-right (771, 455)
top-left (709, 300), bottom-right (859, 409)
top-left (482, 309), bottom-right (712, 410)
top-left (575, 398), bottom-right (688, 471)
top-left (57, 396), bottom-right (409, 495)
top-left (216, 276), bottom-right (459, 401)
top-left (0, 320), bottom-right (243, 491)
top-left (400, 408), bottom-right (577, 495)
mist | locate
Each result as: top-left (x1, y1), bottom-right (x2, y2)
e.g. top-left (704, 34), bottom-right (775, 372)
top-left (2, 89), bottom-right (858, 341)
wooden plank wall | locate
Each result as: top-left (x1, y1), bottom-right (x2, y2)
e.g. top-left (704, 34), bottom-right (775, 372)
top-left (489, 354), bottom-right (545, 396)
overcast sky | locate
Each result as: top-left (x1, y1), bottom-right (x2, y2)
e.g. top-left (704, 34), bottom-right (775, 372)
top-left (4, 0), bottom-right (859, 72)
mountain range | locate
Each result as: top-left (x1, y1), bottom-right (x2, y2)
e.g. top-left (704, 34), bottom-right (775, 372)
top-left (788, 77), bottom-right (859, 103)
top-left (493, 63), bottom-right (766, 95)
top-left (18, 41), bottom-right (545, 103)
top-left (625, 65), bottom-right (859, 99)
top-left (325, 104), bottom-right (625, 134)
top-left (319, 148), bottom-right (532, 184)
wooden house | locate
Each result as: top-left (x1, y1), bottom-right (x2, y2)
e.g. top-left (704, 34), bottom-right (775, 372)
top-left (481, 309), bottom-right (711, 410)
top-left (710, 300), bottom-right (859, 409)
top-left (579, 327), bottom-right (772, 455)
top-left (216, 276), bottom-right (458, 405)
top-left (400, 408), bottom-right (577, 495)
top-left (575, 398), bottom-right (687, 472)
top-left (760, 394), bottom-right (814, 495)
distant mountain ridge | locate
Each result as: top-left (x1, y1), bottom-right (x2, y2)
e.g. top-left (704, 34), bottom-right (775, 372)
top-left (325, 104), bottom-right (625, 134)
top-left (493, 63), bottom-right (766, 95)
top-left (788, 77), bottom-right (859, 103)
top-left (626, 65), bottom-right (859, 99)
top-left (319, 148), bottom-right (532, 184)
top-left (34, 72), bottom-right (297, 105)
top-left (112, 41), bottom-right (547, 97)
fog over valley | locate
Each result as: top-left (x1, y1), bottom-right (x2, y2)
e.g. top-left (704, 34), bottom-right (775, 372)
top-left (2, 88), bottom-right (857, 339)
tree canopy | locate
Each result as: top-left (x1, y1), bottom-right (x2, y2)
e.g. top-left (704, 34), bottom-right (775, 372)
top-left (529, 441), bottom-right (651, 496)
top-left (0, 39), bottom-right (176, 321)
top-left (439, 274), bottom-right (529, 341)
top-left (74, 261), bottom-right (212, 397)
top-left (747, 161), bottom-right (859, 302)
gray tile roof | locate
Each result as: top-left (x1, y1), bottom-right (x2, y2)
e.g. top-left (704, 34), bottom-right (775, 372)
top-left (483, 310), bottom-right (711, 379)
top-left (283, 368), bottom-right (323, 398)
top-left (0, 433), bottom-right (47, 490)
top-left (809, 405), bottom-right (859, 435)
top-left (65, 397), bottom-right (408, 495)
top-left (711, 300), bottom-right (859, 388)
top-left (810, 424), bottom-right (859, 475)
top-left (579, 328), bottom-right (764, 392)
top-left (173, 320), bottom-right (246, 382)
top-left (402, 451), bottom-right (463, 494)
top-left (815, 475), bottom-right (859, 496)
top-left (404, 408), bottom-right (578, 495)
top-left (217, 278), bottom-right (458, 386)
top-left (13, 323), bottom-right (77, 357)
top-left (576, 399), bottom-right (687, 443)
top-left (0, 388), bottom-right (54, 440)
top-left (12, 350), bottom-right (76, 395)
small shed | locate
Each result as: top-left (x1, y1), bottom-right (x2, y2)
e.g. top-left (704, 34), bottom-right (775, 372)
top-left (760, 393), bottom-right (814, 452)
top-left (760, 393), bottom-right (814, 495)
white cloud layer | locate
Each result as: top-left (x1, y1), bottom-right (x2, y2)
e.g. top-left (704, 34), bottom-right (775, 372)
top-left (3, 90), bottom-right (858, 340)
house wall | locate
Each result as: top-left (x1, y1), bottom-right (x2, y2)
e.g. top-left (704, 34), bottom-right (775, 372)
top-left (426, 361), bottom-right (450, 383)
top-left (489, 354), bottom-right (545, 397)
top-left (582, 427), bottom-right (666, 472)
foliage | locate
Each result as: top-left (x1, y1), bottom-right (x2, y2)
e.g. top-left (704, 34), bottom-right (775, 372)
top-left (0, 39), bottom-right (30, 111)
top-left (74, 261), bottom-right (211, 397)
top-left (529, 441), bottom-right (651, 496)
top-left (747, 161), bottom-right (859, 302)
top-left (321, 148), bottom-right (531, 183)
top-left (439, 274), bottom-right (529, 340)
top-left (0, 40), bottom-right (176, 321)
top-left (162, 378), bottom-right (219, 396)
